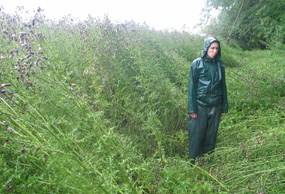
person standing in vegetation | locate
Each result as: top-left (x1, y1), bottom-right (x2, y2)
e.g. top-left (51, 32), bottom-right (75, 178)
top-left (188, 37), bottom-right (228, 164)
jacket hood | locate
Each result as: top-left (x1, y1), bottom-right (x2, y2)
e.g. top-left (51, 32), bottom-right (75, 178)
top-left (201, 37), bottom-right (221, 59)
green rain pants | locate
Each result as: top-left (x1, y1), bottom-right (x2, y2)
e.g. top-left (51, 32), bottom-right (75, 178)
top-left (188, 105), bottom-right (222, 160)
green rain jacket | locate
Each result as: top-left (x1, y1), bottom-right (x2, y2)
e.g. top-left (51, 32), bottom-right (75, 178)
top-left (188, 37), bottom-right (228, 113)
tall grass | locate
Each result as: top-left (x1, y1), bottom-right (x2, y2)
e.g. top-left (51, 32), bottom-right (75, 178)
top-left (0, 8), bottom-right (285, 193)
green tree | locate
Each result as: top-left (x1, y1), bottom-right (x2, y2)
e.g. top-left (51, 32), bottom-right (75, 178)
top-left (203, 0), bottom-right (285, 50)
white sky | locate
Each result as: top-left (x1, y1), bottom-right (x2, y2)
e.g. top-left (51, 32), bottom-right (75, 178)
top-left (1, 0), bottom-right (208, 32)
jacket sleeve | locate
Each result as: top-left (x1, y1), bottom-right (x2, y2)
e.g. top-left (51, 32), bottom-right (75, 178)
top-left (221, 62), bottom-right (228, 113)
top-left (188, 61), bottom-right (198, 113)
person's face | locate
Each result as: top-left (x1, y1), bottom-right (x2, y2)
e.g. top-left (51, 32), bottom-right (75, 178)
top-left (207, 42), bottom-right (219, 58)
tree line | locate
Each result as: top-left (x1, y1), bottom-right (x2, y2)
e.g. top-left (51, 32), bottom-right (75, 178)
top-left (202, 0), bottom-right (285, 50)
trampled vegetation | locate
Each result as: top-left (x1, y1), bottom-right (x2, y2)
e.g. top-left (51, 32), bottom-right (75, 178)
top-left (0, 8), bottom-right (285, 193)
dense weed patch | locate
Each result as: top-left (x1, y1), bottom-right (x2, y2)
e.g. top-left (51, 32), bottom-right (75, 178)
top-left (0, 8), bottom-right (284, 193)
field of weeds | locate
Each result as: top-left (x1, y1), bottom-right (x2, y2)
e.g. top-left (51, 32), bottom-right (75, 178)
top-left (1, 8), bottom-right (285, 193)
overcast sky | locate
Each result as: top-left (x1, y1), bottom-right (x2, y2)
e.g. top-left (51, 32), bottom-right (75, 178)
top-left (1, 0), bottom-right (209, 32)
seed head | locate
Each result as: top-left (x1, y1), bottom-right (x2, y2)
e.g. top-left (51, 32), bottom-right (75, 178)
top-left (7, 183), bottom-right (13, 191)
top-left (0, 83), bottom-right (11, 88)
top-left (3, 138), bottom-right (9, 147)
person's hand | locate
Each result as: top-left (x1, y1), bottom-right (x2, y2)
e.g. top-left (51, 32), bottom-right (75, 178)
top-left (189, 113), bottom-right (198, 119)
